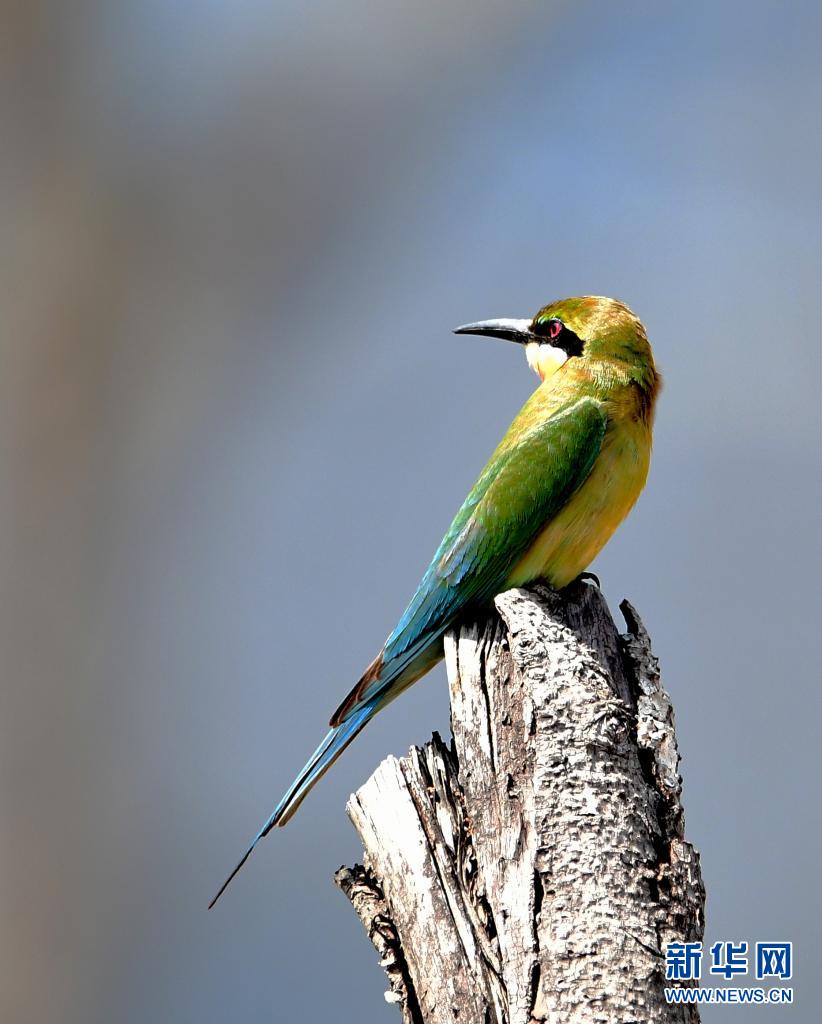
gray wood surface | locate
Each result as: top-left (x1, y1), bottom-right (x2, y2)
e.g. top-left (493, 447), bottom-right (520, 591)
top-left (336, 581), bottom-right (704, 1023)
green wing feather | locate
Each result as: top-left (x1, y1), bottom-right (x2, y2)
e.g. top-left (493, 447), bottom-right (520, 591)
top-left (332, 396), bottom-right (607, 725)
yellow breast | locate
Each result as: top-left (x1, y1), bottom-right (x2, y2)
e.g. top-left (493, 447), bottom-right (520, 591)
top-left (506, 416), bottom-right (651, 590)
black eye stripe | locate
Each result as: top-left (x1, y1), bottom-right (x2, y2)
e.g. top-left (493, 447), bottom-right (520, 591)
top-left (531, 318), bottom-right (584, 358)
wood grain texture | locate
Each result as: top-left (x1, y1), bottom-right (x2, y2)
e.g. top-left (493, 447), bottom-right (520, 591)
top-left (336, 580), bottom-right (704, 1023)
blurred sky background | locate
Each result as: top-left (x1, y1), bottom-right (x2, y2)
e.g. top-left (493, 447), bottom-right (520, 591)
top-left (2, 1), bottom-right (821, 1022)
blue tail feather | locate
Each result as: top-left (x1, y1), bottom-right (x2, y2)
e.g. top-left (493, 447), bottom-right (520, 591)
top-left (208, 700), bottom-right (378, 908)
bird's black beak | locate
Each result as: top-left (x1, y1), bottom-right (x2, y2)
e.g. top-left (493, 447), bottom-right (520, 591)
top-left (452, 318), bottom-right (533, 344)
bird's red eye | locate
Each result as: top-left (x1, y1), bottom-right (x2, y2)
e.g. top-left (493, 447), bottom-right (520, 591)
top-left (548, 319), bottom-right (562, 340)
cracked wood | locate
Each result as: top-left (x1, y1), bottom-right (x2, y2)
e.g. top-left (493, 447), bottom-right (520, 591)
top-left (336, 580), bottom-right (705, 1023)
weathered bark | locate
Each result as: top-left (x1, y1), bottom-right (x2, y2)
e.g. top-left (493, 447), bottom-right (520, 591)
top-left (336, 580), bottom-right (705, 1023)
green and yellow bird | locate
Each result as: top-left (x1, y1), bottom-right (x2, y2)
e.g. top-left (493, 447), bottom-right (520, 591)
top-left (210, 295), bottom-right (660, 906)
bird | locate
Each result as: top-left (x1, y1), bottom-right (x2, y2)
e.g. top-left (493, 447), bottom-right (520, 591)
top-left (210, 295), bottom-right (660, 907)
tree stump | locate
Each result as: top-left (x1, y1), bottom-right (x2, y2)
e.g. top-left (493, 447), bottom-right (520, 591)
top-left (336, 580), bottom-right (705, 1023)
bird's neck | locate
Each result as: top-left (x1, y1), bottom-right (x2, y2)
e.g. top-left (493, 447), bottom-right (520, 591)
top-left (548, 358), bottom-right (661, 426)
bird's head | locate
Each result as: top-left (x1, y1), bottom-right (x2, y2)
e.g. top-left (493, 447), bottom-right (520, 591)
top-left (454, 295), bottom-right (657, 391)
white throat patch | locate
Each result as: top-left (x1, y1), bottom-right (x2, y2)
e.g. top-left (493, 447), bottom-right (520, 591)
top-left (525, 342), bottom-right (568, 381)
